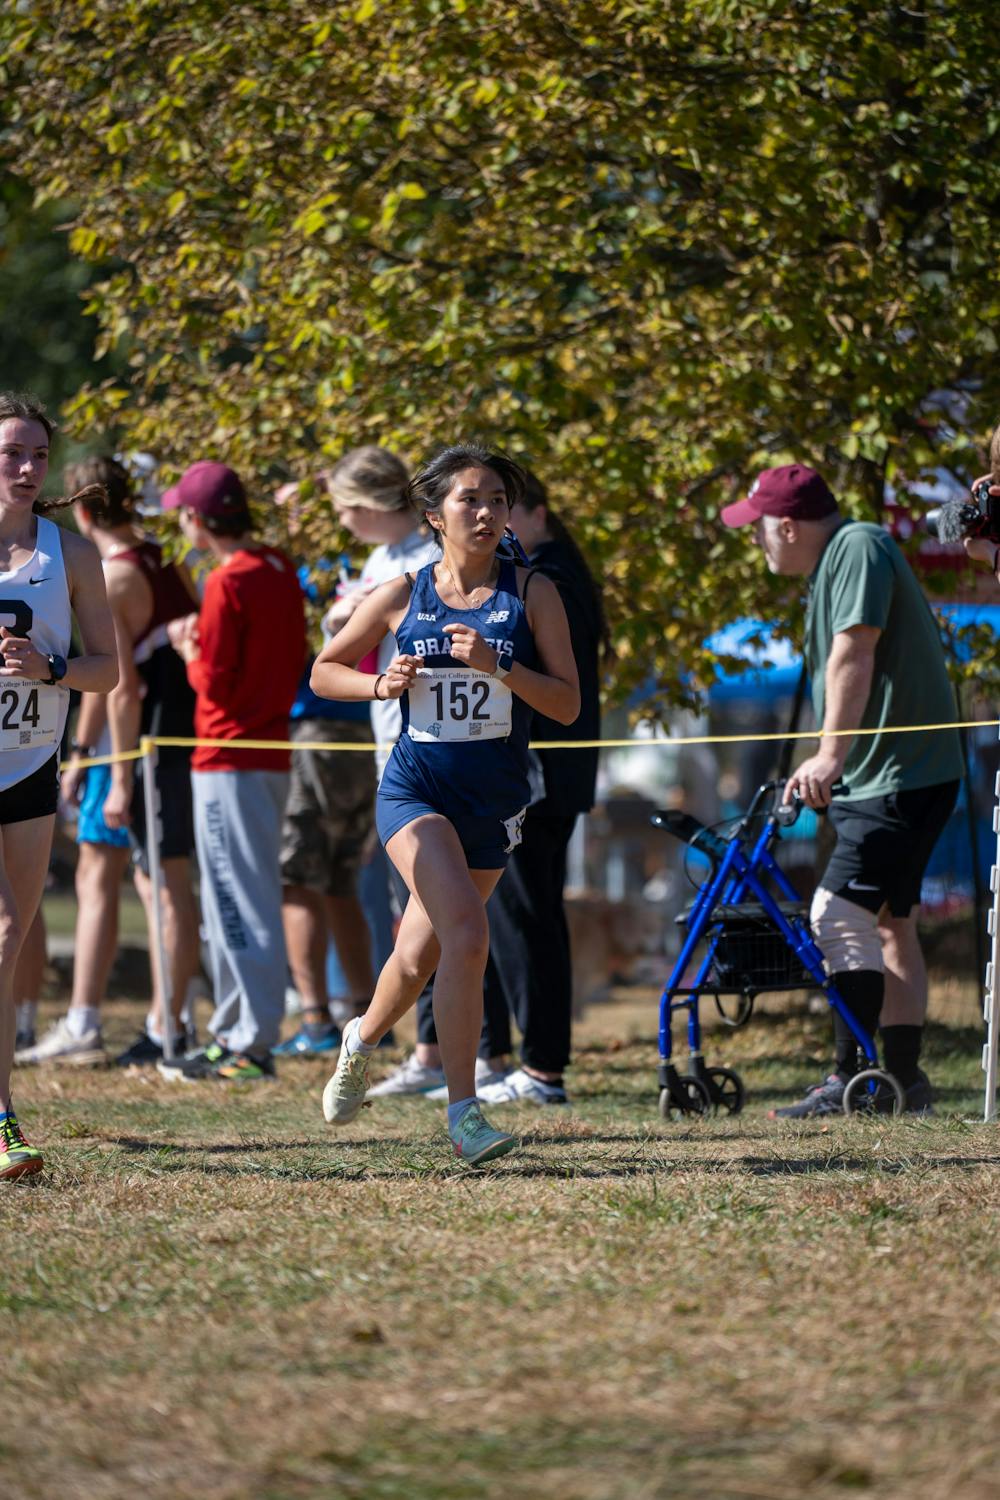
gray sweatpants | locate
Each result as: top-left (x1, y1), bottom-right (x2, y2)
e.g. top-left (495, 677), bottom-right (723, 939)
top-left (192, 769), bottom-right (290, 1056)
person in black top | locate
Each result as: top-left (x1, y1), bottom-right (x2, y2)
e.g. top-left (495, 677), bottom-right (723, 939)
top-left (474, 471), bottom-right (604, 1104)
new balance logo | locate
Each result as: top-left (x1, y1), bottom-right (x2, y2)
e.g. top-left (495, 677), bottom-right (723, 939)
top-left (485, 610), bottom-right (509, 624)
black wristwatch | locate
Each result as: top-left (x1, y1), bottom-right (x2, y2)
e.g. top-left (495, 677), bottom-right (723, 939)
top-left (44, 653), bottom-right (68, 686)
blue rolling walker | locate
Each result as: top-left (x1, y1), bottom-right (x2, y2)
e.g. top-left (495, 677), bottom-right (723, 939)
top-left (652, 779), bottom-right (904, 1120)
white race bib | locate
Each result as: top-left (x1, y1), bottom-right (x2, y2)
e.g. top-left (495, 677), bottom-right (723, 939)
top-left (407, 667), bottom-right (512, 743)
top-left (0, 679), bottom-right (61, 751)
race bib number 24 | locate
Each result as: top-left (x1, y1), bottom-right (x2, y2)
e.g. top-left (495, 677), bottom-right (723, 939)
top-left (407, 667), bottom-right (512, 743)
top-left (0, 679), bottom-right (60, 751)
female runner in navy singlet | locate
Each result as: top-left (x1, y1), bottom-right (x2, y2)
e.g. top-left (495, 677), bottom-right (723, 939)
top-left (311, 444), bottom-right (580, 1164)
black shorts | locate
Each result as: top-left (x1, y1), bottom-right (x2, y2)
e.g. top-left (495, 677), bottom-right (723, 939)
top-left (822, 781), bottom-right (960, 918)
top-left (0, 754), bottom-right (59, 825)
top-left (130, 756), bottom-right (195, 870)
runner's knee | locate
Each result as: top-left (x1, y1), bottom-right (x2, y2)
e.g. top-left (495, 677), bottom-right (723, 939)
top-left (810, 887), bottom-right (883, 972)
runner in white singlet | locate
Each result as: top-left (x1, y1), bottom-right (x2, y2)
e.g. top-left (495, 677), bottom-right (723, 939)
top-left (0, 394), bottom-right (117, 1180)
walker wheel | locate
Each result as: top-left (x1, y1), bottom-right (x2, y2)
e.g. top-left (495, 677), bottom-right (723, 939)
top-left (842, 1068), bottom-right (905, 1117)
top-left (705, 1066), bottom-right (746, 1116)
top-left (659, 1076), bottom-right (711, 1121)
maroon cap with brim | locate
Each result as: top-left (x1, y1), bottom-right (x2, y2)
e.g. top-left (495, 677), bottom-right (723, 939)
top-left (161, 461), bottom-right (247, 518)
top-left (721, 465), bottom-right (838, 527)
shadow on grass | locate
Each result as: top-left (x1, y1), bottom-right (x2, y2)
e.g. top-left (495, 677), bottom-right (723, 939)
top-left (91, 1136), bottom-right (1000, 1184)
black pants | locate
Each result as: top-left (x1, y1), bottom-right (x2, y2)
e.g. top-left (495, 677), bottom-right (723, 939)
top-left (416, 811), bottom-right (577, 1074)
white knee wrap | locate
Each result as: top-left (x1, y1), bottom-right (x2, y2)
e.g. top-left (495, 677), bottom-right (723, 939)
top-left (809, 888), bottom-right (884, 973)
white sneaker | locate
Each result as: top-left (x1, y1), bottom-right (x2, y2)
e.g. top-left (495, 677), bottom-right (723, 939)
top-left (424, 1056), bottom-right (512, 1102)
top-left (15, 1016), bottom-right (107, 1068)
top-left (367, 1053), bottom-right (446, 1098)
top-left (321, 1017), bottom-right (373, 1125)
top-left (476, 1068), bottom-right (569, 1106)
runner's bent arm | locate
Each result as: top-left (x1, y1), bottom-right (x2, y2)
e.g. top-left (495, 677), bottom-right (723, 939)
top-left (310, 577), bottom-right (418, 702)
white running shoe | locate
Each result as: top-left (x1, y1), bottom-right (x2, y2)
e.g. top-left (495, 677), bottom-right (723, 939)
top-left (367, 1053), bottom-right (447, 1098)
top-left (424, 1057), bottom-right (512, 1101)
top-left (476, 1067), bottom-right (570, 1106)
top-left (449, 1102), bottom-right (517, 1166)
top-left (321, 1017), bottom-right (373, 1125)
top-left (14, 1017), bottom-right (107, 1068)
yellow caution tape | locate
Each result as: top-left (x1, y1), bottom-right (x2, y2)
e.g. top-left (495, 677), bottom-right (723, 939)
top-left (53, 717), bottom-right (998, 771)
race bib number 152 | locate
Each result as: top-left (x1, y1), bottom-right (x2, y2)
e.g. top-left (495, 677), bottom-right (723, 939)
top-left (407, 668), bottom-right (512, 743)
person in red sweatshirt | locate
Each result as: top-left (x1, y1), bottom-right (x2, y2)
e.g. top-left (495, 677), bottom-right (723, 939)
top-left (157, 462), bottom-right (306, 1082)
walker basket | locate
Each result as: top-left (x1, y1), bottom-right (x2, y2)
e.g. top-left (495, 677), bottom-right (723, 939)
top-left (702, 903), bottom-right (815, 994)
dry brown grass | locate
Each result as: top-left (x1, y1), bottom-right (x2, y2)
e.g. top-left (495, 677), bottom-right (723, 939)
top-left (2, 991), bottom-right (999, 1500)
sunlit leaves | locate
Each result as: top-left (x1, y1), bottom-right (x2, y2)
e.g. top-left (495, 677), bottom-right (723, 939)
top-left (4, 1), bottom-right (1000, 706)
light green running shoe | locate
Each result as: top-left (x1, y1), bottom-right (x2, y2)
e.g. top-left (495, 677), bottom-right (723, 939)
top-left (449, 1102), bottom-right (517, 1166)
top-left (321, 1018), bottom-right (372, 1125)
top-left (1, 1109), bottom-right (44, 1180)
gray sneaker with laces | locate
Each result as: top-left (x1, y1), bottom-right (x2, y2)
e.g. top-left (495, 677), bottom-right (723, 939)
top-left (449, 1102), bottom-right (517, 1165)
top-left (768, 1073), bottom-right (846, 1120)
top-left (322, 1017), bottom-right (373, 1124)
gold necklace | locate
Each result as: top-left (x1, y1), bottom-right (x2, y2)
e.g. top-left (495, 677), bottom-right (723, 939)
top-left (447, 562), bottom-right (498, 609)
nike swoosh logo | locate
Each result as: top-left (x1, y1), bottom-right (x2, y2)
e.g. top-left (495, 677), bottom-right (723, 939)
top-left (28, 577), bottom-right (48, 586)
top-left (846, 879), bottom-right (880, 892)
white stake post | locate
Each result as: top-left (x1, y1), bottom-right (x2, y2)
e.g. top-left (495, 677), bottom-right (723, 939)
top-left (984, 755), bottom-right (1000, 1123)
top-left (140, 737), bottom-right (175, 1061)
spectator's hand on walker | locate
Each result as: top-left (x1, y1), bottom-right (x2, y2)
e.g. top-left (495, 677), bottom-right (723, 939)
top-left (784, 749), bottom-right (844, 809)
top-left (442, 623), bottom-right (500, 673)
top-left (379, 654), bottom-right (420, 699)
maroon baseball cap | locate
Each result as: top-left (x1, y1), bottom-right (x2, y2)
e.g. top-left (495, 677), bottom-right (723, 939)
top-left (161, 461), bottom-right (247, 517)
top-left (720, 465), bottom-right (838, 527)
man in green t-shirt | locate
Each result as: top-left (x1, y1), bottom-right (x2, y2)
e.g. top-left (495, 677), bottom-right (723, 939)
top-left (723, 465), bottom-right (962, 1117)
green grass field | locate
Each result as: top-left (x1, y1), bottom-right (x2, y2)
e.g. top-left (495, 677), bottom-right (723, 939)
top-left (3, 991), bottom-right (999, 1500)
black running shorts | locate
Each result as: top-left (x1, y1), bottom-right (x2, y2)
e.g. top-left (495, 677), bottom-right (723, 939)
top-left (822, 780), bottom-right (960, 917)
top-left (0, 754), bottom-right (60, 826)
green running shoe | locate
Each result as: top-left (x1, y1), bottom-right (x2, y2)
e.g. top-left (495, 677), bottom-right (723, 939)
top-left (216, 1052), bottom-right (276, 1083)
top-left (321, 1018), bottom-right (372, 1124)
top-left (157, 1039), bottom-right (230, 1083)
top-left (449, 1102), bottom-right (517, 1166)
top-left (0, 1110), bottom-right (44, 1180)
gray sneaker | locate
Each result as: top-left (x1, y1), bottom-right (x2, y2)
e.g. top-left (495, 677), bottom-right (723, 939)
top-left (367, 1053), bottom-right (446, 1098)
top-left (768, 1073), bottom-right (845, 1120)
top-left (321, 1018), bottom-right (373, 1125)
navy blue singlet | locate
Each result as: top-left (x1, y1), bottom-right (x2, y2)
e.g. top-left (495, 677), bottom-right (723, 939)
top-left (377, 559), bottom-right (539, 837)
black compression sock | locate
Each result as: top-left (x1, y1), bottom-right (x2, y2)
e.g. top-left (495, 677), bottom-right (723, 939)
top-left (830, 970), bottom-right (884, 1078)
top-left (880, 1024), bottom-right (923, 1088)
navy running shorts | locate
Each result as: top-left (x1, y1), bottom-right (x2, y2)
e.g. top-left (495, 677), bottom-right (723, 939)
top-left (376, 793), bottom-right (526, 870)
